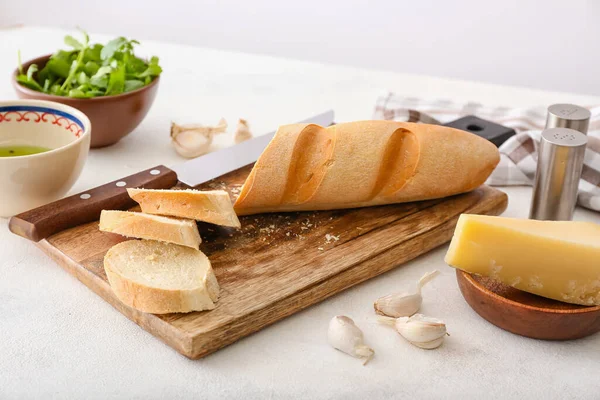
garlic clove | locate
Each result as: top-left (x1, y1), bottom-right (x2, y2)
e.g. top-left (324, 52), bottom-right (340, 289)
top-left (234, 118), bottom-right (253, 144)
top-left (328, 315), bottom-right (374, 365)
top-left (374, 292), bottom-right (421, 318)
top-left (373, 270), bottom-right (440, 318)
top-left (170, 118), bottom-right (227, 158)
top-left (171, 129), bottom-right (213, 158)
top-left (411, 336), bottom-right (445, 350)
top-left (378, 314), bottom-right (448, 350)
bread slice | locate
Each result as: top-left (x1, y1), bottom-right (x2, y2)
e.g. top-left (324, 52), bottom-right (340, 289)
top-left (127, 188), bottom-right (241, 228)
top-left (99, 210), bottom-right (201, 249)
top-left (104, 240), bottom-right (220, 314)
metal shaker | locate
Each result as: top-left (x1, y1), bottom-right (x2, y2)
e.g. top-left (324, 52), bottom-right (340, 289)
top-left (529, 127), bottom-right (587, 220)
top-left (545, 103), bottom-right (591, 134)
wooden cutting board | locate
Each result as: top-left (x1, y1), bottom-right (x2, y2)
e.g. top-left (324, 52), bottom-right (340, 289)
top-left (10, 164), bottom-right (508, 359)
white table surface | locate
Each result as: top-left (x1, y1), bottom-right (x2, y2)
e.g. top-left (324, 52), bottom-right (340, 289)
top-left (1, 26), bottom-right (600, 400)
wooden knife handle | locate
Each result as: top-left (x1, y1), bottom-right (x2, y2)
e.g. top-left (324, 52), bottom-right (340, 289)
top-left (9, 165), bottom-right (178, 242)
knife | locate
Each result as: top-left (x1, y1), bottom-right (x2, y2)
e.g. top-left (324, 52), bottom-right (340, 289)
top-left (9, 110), bottom-right (335, 242)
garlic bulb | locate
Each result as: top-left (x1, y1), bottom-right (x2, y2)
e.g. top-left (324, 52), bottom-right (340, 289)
top-left (374, 270), bottom-right (440, 318)
top-left (234, 118), bottom-right (253, 144)
top-left (378, 314), bottom-right (448, 349)
top-left (170, 118), bottom-right (227, 158)
top-left (328, 315), bottom-right (374, 365)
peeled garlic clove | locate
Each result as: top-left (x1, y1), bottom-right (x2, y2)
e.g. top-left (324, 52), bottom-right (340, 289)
top-left (378, 314), bottom-right (447, 350)
top-left (328, 315), bottom-right (374, 365)
top-left (234, 118), bottom-right (253, 144)
top-left (374, 270), bottom-right (440, 318)
top-left (170, 118), bottom-right (228, 158)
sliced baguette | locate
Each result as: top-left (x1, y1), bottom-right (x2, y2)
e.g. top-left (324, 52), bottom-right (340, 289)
top-left (127, 188), bottom-right (241, 228)
top-left (104, 240), bottom-right (219, 314)
top-left (99, 210), bottom-right (201, 249)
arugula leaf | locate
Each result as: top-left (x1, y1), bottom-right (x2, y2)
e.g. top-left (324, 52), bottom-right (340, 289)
top-left (101, 37), bottom-right (127, 60)
top-left (126, 56), bottom-right (146, 74)
top-left (92, 65), bottom-right (112, 78)
top-left (106, 64), bottom-right (125, 95)
top-left (16, 74), bottom-right (43, 91)
top-left (124, 79), bottom-right (144, 92)
top-left (137, 62), bottom-right (162, 78)
top-left (50, 83), bottom-right (63, 95)
top-left (90, 75), bottom-right (108, 89)
top-left (64, 35), bottom-right (83, 50)
top-left (68, 88), bottom-right (89, 98)
top-left (17, 50), bottom-right (23, 74)
top-left (45, 57), bottom-right (71, 78)
top-left (83, 44), bottom-right (103, 62)
top-left (82, 61), bottom-right (99, 76)
top-left (77, 71), bottom-right (89, 85)
top-left (87, 89), bottom-right (105, 96)
top-left (26, 64), bottom-right (38, 81)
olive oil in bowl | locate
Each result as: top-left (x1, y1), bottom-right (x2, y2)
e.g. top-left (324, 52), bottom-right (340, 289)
top-left (0, 145), bottom-right (51, 157)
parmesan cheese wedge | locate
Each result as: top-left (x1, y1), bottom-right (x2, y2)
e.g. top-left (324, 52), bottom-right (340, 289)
top-left (445, 214), bottom-right (600, 306)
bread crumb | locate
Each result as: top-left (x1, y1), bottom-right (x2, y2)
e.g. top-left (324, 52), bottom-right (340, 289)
top-left (318, 247), bottom-right (324, 251)
top-left (286, 232), bottom-right (290, 236)
top-left (145, 254), bottom-right (156, 261)
top-left (325, 234), bottom-right (340, 243)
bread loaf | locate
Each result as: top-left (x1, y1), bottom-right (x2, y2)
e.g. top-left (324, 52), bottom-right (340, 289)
top-left (128, 188), bottom-right (241, 228)
top-left (104, 240), bottom-right (220, 314)
top-left (234, 121), bottom-right (500, 215)
top-left (99, 210), bottom-right (201, 249)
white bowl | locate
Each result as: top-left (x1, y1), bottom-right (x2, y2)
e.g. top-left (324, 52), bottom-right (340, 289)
top-left (0, 100), bottom-right (91, 217)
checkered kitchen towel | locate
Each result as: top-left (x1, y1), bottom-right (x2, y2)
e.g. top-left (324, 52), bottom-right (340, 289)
top-left (373, 93), bottom-right (600, 212)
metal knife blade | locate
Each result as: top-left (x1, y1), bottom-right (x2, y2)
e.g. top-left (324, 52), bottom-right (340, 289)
top-left (173, 110), bottom-right (335, 187)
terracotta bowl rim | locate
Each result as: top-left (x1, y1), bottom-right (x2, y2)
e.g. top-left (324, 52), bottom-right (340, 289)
top-left (12, 54), bottom-right (160, 102)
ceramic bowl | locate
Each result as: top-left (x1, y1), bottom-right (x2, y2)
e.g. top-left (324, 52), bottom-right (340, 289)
top-left (12, 54), bottom-right (159, 148)
top-left (0, 100), bottom-right (91, 217)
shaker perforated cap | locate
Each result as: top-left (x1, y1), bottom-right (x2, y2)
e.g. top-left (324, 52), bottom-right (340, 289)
top-left (529, 128), bottom-right (587, 221)
top-left (545, 104), bottom-right (591, 134)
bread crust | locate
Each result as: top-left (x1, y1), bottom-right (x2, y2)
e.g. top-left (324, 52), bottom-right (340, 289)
top-left (234, 121), bottom-right (500, 215)
top-left (127, 189), bottom-right (241, 228)
top-left (99, 210), bottom-right (201, 249)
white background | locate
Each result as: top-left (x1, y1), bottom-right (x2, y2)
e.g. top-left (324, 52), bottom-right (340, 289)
top-left (1, 0), bottom-right (599, 95)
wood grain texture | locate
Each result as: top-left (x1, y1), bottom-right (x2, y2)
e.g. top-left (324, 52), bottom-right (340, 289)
top-left (456, 271), bottom-right (600, 340)
top-left (9, 166), bottom-right (177, 242)
top-left (37, 164), bottom-right (507, 359)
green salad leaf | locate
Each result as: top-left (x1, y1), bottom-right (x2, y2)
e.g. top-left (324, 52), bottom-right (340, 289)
top-left (16, 31), bottom-right (161, 98)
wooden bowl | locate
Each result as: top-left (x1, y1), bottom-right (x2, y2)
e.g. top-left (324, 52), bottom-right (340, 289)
top-left (456, 270), bottom-right (600, 340)
top-left (12, 55), bottom-right (160, 148)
